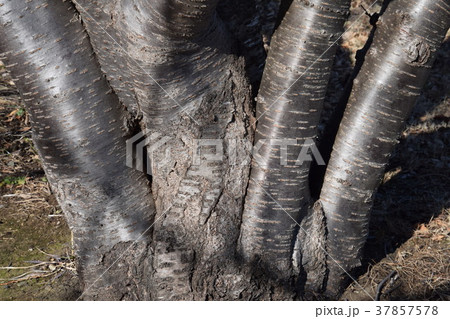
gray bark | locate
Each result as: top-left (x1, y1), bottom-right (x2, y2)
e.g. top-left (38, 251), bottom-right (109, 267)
top-left (0, 0), bottom-right (156, 300)
top-left (72, 0), bottom-right (260, 300)
top-left (239, 0), bottom-right (351, 279)
top-left (317, 0), bottom-right (450, 298)
top-left (0, 0), bottom-right (447, 300)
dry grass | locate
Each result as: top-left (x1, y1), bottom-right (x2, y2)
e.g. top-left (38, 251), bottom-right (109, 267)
top-left (0, 248), bottom-right (76, 287)
top-left (344, 210), bottom-right (450, 301)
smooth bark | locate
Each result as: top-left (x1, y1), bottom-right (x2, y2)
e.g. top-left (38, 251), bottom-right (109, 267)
top-left (318, 0), bottom-right (450, 297)
top-left (73, 0), bottom-right (233, 125)
top-left (239, 0), bottom-right (351, 278)
top-left (0, 0), bottom-right (156, 300)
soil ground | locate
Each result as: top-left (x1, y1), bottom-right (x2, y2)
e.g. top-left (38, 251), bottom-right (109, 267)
top-left (0, 0), bottom-right (448, 300)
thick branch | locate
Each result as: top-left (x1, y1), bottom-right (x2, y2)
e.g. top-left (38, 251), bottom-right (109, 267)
top-left (0, 0), bottom-right (156, 300)
top-left (318, 0), bottom-right (450, 297)
top-left (74, 0), bottom-right (257, 300)
top-left (73, 0), bottom-right (232, 125)
top-left (239, 0), bottom-right (351, 276)
top-left (151, 0), bottom-right (220, 39)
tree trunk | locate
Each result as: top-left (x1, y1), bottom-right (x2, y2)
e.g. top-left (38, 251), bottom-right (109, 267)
top-left (239, 0), bottom-right (351, 281)
top-left (317, 0), bottom-right (449, 298)
top-left (1, 0), bottom-right (447, 300)
top-left (0, 0), bottom-right (156, 300)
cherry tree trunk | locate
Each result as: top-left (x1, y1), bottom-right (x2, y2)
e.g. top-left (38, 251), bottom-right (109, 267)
top-left (0, 0), bottom-right (448, 300)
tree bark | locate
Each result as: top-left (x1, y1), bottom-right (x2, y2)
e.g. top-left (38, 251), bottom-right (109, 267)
top-left (0, 0), bottom-right (156, 300)
top-left (72, 0), bottom-right (262, 300)
top-left (239, 0), bottom-right (351, 280)
top-left (72, 0), bottom-right (235, 124)
top-left (317, 0), bottom-right (450, 298)
top-left (1, 0), bottom-right (447, 301)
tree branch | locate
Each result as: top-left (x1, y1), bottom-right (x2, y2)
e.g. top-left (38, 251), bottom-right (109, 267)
top-left (73, 0), bottom-right (232, 125)
top-left (318, 0), bottom-right (450, 297)
top-left (0, 0), bottom-right (156, 300)
top-left (239, 0), bottom-right (351, 277)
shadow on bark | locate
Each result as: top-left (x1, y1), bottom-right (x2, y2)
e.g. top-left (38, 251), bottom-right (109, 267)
top-left (310, 0), bottom-right (393, 199)
top-left (310, 3), bottom-right (448, 294)
top-left (360, 38), bottom-right (449, 278)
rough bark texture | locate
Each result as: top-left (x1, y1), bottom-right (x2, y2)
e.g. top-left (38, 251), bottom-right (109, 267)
top-left (72, 0), bottom-right (265, 300)
top-left (239, 0), bottom-right (351, 278)
top-left (0, 0), bottom-right (295, 301)
top-left (318, 0), bottom-right (450, 297)
top-left (293, 201), bottom-right (327, 297)
top-left (217, 0), bottom-right (267, 91)
top-left (1, 0), bottom-right (447, 301)
top-left (0, 0), bottom-right (156, 300)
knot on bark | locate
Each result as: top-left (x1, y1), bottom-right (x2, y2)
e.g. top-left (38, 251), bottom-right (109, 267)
top-left (405, 39), bottom-right (431, 66)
